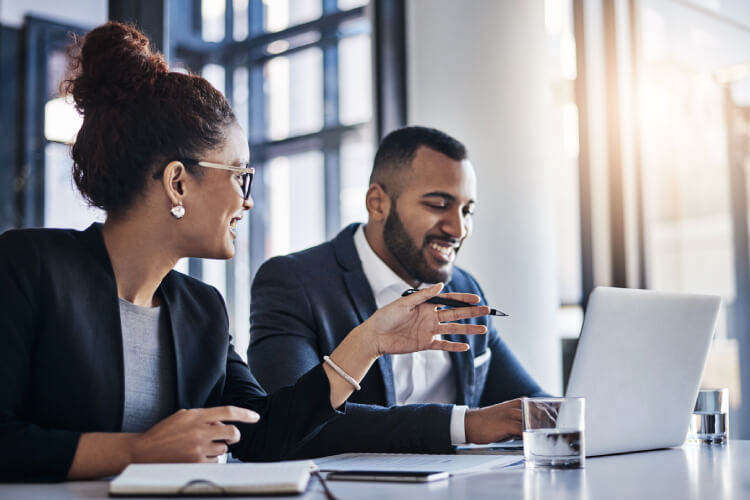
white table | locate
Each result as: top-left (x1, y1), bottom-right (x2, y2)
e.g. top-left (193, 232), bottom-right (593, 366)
top-left (2, 442), bottom-right (747, 499)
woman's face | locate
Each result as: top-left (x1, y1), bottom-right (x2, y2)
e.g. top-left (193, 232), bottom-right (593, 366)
top-left (180, 124), bottom-right (252, 260)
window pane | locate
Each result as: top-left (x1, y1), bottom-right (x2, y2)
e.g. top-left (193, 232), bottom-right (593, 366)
top-left (266, 151), bottom-right (325, 257)
top-left (202, 64), bottom-right (226, 95)
top-left (233, 66), bottom-right (249, 133)
top-left (339, 34), bottom-right (372, 125)
top-left (233, 0), bottom-right (249, 41)
top-left (340, 133), bottom-right (373, 227)
top-left (230, 218), bottom-right (251, 361)
top-left (44, 142), bottom-right (104, 230)
top-left (264, 0), bottom-right (322, 33)
top-left (202, 259), bottom-right (227, 300)
top-left (202, 0), bottom-right (226, 42)
top-left (44, 97), bottom-right (82, 144)
top-left (265, 48), bottom-right (323, 140)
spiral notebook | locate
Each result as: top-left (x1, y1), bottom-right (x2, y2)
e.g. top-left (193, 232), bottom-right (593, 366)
top-left (109, 461), bottom-right (315, 496)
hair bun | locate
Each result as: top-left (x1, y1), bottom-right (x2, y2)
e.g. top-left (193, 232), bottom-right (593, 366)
top-left (63, 21), bottom-right (168, 111)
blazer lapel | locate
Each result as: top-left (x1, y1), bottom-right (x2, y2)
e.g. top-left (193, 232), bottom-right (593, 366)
top-left (335, 224), bottom-right (396, 406)
top-left (158, 273), bottom-right (225, 411)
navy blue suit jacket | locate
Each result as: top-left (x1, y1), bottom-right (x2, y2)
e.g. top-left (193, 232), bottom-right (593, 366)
top-left (249, 224), bottom-right (545, 456)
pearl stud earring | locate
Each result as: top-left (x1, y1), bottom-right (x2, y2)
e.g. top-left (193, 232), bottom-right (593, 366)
top-left (170, 203), bottom-right (185, 219)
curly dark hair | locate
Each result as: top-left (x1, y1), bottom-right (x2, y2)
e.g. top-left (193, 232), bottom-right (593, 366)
top-left (61, 21), bottom-right (237, 215)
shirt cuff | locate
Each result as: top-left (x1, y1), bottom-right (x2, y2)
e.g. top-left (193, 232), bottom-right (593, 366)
top-left (449, 405), bottom-right (469, 445)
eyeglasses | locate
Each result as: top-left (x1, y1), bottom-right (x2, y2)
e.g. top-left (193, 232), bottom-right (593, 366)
top-left (179, 159), bottom-right (254, 200)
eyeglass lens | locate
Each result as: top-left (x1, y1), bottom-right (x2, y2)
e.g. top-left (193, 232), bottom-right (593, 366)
top-left (242, 172), bottom-right (254, 200)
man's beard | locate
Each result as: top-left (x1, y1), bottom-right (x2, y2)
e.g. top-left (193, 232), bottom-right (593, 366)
top-left (382, 202), bottom-right (457, 285)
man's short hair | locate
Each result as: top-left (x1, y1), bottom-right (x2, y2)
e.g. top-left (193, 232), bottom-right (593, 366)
top-left (369, 126), bottom-right (468, 195)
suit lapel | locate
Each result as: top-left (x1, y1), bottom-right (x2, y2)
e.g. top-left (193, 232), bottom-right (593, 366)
top-left (154, 275), bottom-right (190, 410)
top-left (335, 224), bottom-right (397, 406)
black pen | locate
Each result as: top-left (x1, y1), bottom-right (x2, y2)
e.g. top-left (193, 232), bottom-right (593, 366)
top-left (402, 288), bottom-right (509, 317)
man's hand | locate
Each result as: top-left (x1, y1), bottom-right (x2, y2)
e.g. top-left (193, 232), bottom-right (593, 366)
top-left (464, 399), bottom-right (523, 444)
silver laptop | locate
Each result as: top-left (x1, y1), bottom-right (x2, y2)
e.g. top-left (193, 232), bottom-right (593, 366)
top-left (565, 287), bottom-right (721, 456)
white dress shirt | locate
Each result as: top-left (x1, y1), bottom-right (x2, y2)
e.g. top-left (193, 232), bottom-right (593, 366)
top-left (353, 225), bottom-right (468, 444)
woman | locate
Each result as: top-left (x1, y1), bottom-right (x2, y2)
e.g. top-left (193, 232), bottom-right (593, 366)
top-left (0, 22), bottom-right (490, 482)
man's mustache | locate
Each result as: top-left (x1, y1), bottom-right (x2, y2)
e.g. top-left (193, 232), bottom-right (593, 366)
top-left (423, 236), bottom-right (462, 250)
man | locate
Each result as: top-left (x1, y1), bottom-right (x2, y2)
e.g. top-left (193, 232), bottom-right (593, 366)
top-left (249, 126), bottom-right (546, 456)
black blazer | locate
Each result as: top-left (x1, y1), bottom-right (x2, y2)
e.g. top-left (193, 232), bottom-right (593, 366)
top-left (0, 224), bottom-right (339, 482)
top-left (249, 223), bottom-right (546, 457)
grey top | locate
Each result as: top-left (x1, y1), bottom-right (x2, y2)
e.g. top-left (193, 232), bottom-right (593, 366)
top-left (118, 298), bottom-right (177, 433)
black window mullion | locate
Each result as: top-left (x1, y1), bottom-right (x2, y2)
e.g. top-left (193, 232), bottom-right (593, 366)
top-left (249, 0), bottom-right (264, 37)
top-left (373, 0), bottom-right (406, 140)
top-left (21, 19), bottom-right (46, 228)
top-left (572, 0), bottom-right (595, 308)
top-left (188, 257), bottom-right (203, 279)
top-left (0, 25), bottom-right (21, 231)
top-left (224, 0), bottom-right (233, 42)
top-left (322, 0), bottom-right (337, 15)
top-left (223, 54), bottom-right (237, 324)
top-left (602, 0), bottom-right (628, 288)
top-left (248, 62), bottom-right (267, 278)
top-left (322, 25), bottom-right (341, 238)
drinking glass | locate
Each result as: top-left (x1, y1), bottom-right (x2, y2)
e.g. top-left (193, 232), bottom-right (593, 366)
top-left (688, 388), bottom-right (728, 445)
top-left (523, 397), bottom-right (585, 469)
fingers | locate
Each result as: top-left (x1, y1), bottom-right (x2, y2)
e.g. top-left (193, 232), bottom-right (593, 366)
top-left (209, 423), bottom-right (242, 445)
top-left (436, 323), bottom-right (487, 336)
top-left (205, 442), bottom-right (229, 458)
top-left (196, 406), bottom-right (260, 424)
top-left (400, 283), bottom-right (444, 306)
top-left (435, 292), bottom-right (482, 304)
top-left (430, 339), bottom-right (470, 352)
top-left (436, 305), bottom-right (490, 323)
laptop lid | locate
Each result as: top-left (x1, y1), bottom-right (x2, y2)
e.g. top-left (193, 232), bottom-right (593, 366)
top-left (565, 287), bottom-right (721, 457)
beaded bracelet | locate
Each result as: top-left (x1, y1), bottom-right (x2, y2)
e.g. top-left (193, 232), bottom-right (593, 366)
top-left (323, 355), bottom-right (361, 391)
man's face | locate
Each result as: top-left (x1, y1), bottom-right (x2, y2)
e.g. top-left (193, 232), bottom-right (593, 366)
top-left (382, 146), bottom-right (476, 284)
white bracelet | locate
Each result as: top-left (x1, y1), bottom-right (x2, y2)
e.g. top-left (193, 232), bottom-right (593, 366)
top-left (323, 355), bottom-right (361, 391)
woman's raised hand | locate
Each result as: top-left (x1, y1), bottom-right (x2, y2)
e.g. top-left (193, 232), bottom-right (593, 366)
top-left (364, 283), bottom-right (490, 356)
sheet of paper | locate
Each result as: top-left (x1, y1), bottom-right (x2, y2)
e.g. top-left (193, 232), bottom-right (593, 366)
top-left (315, 453), bottom-right (521, 475)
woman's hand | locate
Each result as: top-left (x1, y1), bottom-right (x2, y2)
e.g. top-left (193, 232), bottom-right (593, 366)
top-left (323, 284), bottom-right (490, 409)
top-left (364, 283), bottom-right (490, 356)
top-left (130, 406), bottom-right (259, 463)
top-left (67, 406), bottom-right (260, 480)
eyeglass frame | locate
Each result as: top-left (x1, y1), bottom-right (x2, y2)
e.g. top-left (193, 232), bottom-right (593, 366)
top-left (177, 159), bottom-right (255, 200)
